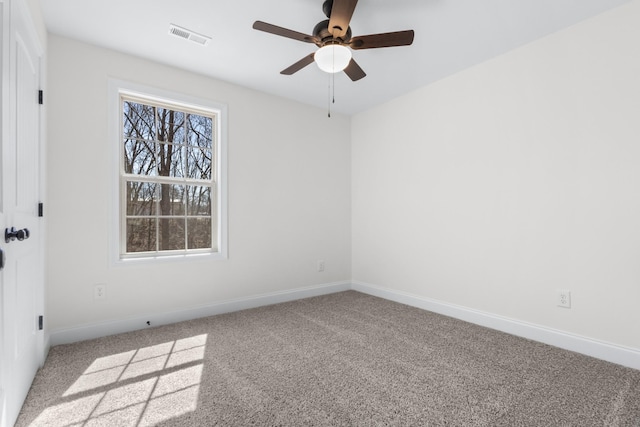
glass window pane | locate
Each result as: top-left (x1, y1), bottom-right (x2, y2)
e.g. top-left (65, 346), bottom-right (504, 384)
top-left (123, 102), bottom-right (155, 140)
top-left (157, 108), bottom-right (185, 145)
top-left (186, 147), bottom-right (212, 180)
top-left (158, 184), bottom-right (185, 216)
top-left (157, 143), bottom-right (185, 178)
top-left (121, 96), bottom-right (218, 257)
top-left (159, 218), bottom-right (185, 251)
top-left (187, 114), bottom-right (213, 149)
top-left (187, 218), bottom-right (211, 249)
top-left (126, 181), bottom-right (157, 216)
top-left (124, 139), bottom-right (156, 175)
top-left (186, 186), bottom-right (211, 216)
top-left (126, 218), bottom-right (156, 252)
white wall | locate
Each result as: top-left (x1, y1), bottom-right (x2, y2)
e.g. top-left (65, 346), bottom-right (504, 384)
top-left (47, 35), bottom-right (351, 332)
top-left (352, 1), bottom-right (640, 350)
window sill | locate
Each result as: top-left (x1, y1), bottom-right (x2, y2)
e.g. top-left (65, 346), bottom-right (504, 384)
top-left (112, 251), bottom-right (227, 267)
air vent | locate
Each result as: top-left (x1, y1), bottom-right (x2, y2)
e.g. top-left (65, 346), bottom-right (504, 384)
top-left (168, 24), bottom-right (211, 46)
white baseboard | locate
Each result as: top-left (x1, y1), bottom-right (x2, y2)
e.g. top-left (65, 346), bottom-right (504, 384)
top-left (48, 279), bottom-right (640, 371)
top-left (49, 281), bottom-right (351, 346)
top-left (351, 281), bottom-right (640, 371)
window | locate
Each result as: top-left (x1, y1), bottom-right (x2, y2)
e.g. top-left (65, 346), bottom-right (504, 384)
top-left (111, 80), bottom-right (227, 262)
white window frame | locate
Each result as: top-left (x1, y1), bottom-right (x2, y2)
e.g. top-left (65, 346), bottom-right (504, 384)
top-left (109, 79), bottom-right (228, 265)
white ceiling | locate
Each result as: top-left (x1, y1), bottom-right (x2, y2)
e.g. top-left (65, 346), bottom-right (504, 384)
top-left (40, 0), bottom-right (629, 115)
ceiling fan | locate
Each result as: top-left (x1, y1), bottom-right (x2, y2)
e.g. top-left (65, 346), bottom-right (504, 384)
top-left (253, 0), bottom-right (415, 82)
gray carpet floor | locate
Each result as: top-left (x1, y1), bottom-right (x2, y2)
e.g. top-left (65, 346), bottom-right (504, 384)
top-left (15, 291), bottom-right (640, 426)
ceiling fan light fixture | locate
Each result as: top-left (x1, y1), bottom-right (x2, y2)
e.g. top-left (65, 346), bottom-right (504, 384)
top-left (314, 45), bottom-right (352, 73)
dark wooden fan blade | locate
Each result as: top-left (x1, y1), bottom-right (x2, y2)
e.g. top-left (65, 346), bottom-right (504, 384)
top-left (328, 0), bottom-right (358, 39)
top-left (344, 58), bottom-right (366, 81)
top-left (350, 30), bottom-right (415, 50)
top-left (281, 53), bottom-right (316, 75)
top-left (253, 21), bottom-right (318, 44)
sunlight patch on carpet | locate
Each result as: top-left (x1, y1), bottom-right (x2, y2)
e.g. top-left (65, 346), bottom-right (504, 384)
top-left (30, 334), bottom-right (207, 427)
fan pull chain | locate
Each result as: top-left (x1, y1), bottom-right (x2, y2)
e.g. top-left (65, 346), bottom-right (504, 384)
top-left (332, 72), bottom-right (336, 104)
top-left (327, 46), bottom-right (337, 118)
top-left (327, 72), bottom-right (331, 118)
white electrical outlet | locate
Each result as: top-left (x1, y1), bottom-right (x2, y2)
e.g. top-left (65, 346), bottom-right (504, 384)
top-left (317, 260), bottom-right (325, 272)
top-left (94, 284), bottom-right (106, 300)
top-left (557, 290), bottom-right (571, 308)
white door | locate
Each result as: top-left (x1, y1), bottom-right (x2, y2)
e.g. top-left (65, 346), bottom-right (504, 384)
top-left (0, 1), bottom-right (44, 426)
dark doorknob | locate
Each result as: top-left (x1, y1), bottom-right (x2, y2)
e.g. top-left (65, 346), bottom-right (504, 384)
top-left (5, 227), bottom-right (30, 243)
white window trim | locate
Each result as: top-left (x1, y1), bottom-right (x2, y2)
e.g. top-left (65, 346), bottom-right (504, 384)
top-left (108, 78), bottom-right (228, 266)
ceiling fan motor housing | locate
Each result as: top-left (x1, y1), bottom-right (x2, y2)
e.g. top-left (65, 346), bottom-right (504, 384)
top-left (313, 19), bottom-right (352, 45)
